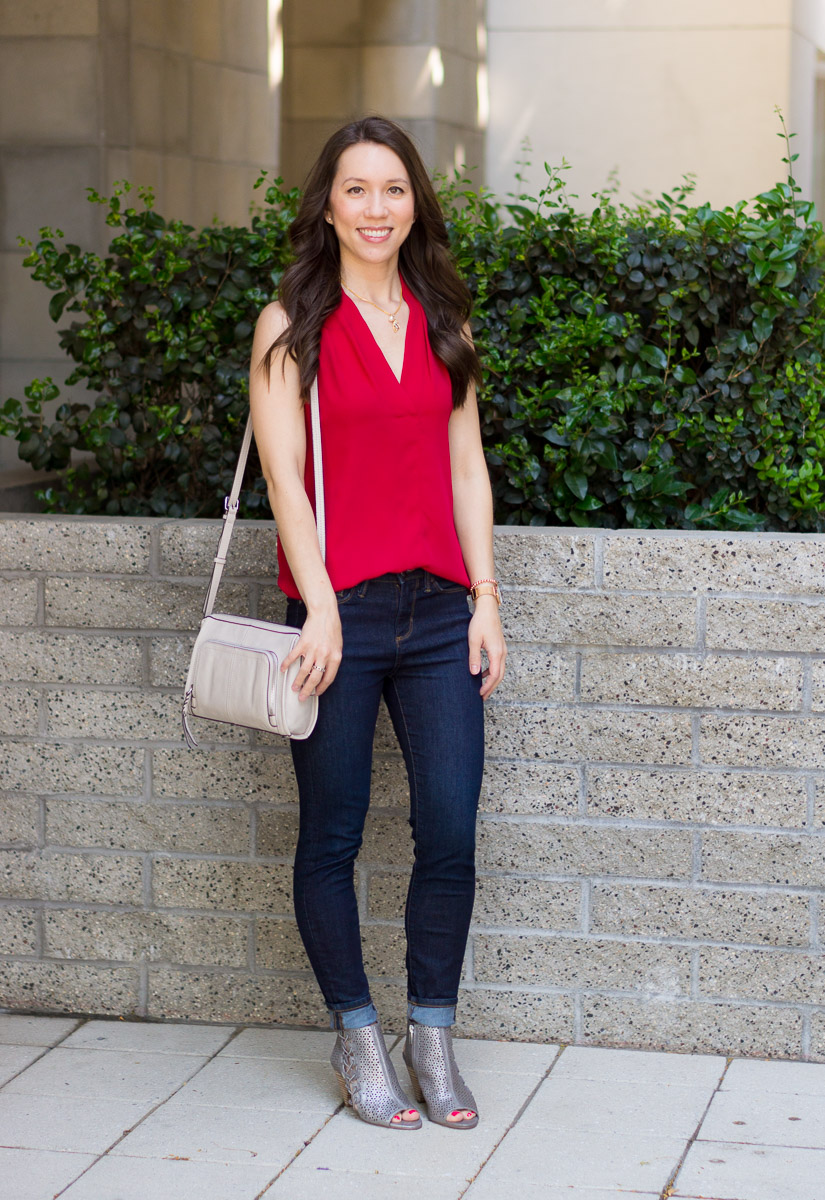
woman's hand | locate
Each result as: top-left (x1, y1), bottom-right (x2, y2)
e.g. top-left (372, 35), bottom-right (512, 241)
top-left (282, 603), bottom-right (343, 702)
top-left (468, 596), bottom-right (506, 699)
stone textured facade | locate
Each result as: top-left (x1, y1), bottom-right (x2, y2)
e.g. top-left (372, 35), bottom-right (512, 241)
top-left (0, 0), bottom-right (277, 484)
top-left (281, 0), bottom-right (484, 187)
top-left (0, 0), bottom-right (485, 490)
top-left (2, 515), bottom-right (825, 1059)
top-left (485, 1), bottom-right (825, 213)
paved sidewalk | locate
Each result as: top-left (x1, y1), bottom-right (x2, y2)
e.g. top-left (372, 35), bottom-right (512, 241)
top-left (1, 1014), bottom-right (824, 1199)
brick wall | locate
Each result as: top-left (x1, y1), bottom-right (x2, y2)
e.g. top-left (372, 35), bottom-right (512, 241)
top-left (2, 515), bottom-right (825, 1060)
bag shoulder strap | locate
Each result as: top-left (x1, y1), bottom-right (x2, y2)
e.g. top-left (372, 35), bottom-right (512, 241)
top-left (202, 377), bottom-right (324, 618)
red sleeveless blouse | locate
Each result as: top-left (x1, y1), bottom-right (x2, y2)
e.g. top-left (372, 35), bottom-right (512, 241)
top-left (277, 278), bottom-right (470, 598)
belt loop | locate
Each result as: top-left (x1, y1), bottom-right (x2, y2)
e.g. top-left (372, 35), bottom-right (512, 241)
top-left (424, 571), bottom-right (433, 593)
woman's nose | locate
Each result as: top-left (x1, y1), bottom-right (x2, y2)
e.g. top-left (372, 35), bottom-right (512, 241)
top-left (364, 191), bottom-right (388, 217)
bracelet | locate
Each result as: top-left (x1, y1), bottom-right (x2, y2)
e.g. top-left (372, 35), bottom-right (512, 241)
top-left (470, 578), bottom-right (502, 605)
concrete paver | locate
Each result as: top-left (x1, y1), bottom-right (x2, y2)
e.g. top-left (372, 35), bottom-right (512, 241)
top-left (0, 1043), bottom-right (47, 1087)
top-left (179, 1054), bottom-right (337, 1112)
top-left (61, 1018), bottom-right (234, 1057)
top-left (2, 1046), bottom-right (209, 1103)
top-left (552, 1043), bottom-right (727, 1087)
top-left (673, 1056), bottom-right (825, 1199)
top-left (267, 1168), bottom-right (469, 1198)
top-left (722, 1056), bottom-right (825, 1096)
top-left (4, 1013), bottom-right (825, 1200)
top-left (466, 1185), bottom-right (660, 1200)
top-left (518, 1075), bottom-right (714, 1138)
top-left (699, 1085), bottom-right (825, 1148)
top-left (0, 1015), bottom-right (79, 1046)
top-left (463, 1124), bottom-right (685, 1194)
top-left (0, 1147), bottom-right (96, 1200)
top-left (58, 1153), bottom-right (279, 1200)
top-left (674, 1138), bottom-right (825, 1200)
top-left (219, 1027), bottom-right (338, 1059)
top-left (0, 1092), bottom-right (150, 1154)
top-left (110, 1094), bottom-right (333, 1166)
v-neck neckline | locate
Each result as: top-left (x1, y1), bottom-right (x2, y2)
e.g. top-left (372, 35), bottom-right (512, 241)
top-left (342, 277), bottom-right (410, 386)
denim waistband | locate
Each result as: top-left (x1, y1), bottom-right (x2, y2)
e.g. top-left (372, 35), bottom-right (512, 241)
top-left (368, 569), bottom-right (464, 589)
top-left (372, 568), bottom-right (429, 583)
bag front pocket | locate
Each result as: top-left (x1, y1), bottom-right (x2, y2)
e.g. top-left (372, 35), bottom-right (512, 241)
top-left (191, 639), bottom-right (282, 730)
top-left (183, 613), bottom-right (318, 745)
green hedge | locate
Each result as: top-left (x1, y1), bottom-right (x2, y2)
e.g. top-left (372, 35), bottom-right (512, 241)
top-left (0, 179), bottom-right (298, 518)
top-left (450, 148), bottom-right (825, 530)
top-left (3, 135), bottom-right (825, 530)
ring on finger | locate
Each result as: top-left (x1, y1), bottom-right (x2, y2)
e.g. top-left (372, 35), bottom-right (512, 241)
top-left (310, 663), bottom-right (326, 673)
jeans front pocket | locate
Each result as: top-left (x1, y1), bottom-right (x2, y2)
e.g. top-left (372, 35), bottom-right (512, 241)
top-left (336, 578), bottom-right (372, 604)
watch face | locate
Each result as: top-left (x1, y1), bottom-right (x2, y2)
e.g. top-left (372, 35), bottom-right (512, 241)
top-left (472, 582), bottom-right (501, 605)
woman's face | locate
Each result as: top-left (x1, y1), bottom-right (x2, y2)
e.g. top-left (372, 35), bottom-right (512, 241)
top-left (325, 141), bottom-right (416, 275)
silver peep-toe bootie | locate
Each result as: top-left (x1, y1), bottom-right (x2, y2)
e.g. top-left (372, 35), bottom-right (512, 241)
top-left (403, 1020), bottom-right (479, 1129)
top-left (331, 1020), bottom-right (422, 1130)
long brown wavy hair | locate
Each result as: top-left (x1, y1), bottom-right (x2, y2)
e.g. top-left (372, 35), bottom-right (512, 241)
top-left (262, 116), bottom-right (482, 407)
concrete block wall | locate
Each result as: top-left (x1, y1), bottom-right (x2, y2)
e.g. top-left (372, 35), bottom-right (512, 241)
top-left (2, 514), bottom-right (825, 1060)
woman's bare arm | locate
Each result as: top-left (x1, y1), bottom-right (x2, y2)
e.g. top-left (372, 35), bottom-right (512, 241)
top-left (249, 303), bottom-right (342, 697)
top-left (448, 367), bottom-right (506, 699)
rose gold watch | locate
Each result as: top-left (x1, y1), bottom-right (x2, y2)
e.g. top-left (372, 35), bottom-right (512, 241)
top-left (469, 578), bottom-right (502, 606)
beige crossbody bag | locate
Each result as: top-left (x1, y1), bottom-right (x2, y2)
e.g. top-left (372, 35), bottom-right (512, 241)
top-left (182, 379), bottom-right (324, 747)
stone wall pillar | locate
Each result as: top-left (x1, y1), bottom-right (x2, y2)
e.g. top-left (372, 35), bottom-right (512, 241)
top-left (281, 0), bottom-right (485, 186)
top-left (0, 0), bottom-right (280, 493)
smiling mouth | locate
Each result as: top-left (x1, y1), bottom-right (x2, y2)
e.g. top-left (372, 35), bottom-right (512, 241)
top-left (358, 227), bottom-right (392, 240)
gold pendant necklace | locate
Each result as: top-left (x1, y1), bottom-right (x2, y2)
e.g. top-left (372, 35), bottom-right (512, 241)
top-left (341, 280), bottom-right (403, 332)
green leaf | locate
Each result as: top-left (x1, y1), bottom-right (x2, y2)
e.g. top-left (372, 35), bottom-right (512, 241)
top-left (563, 470), bottom-right (588, 501)
top-left (1, 397), bottom-right (23, 419)
top-left (48, 292), bottom-right (71, 322)
top-left (773, 263), bottom-right (797, 287)
top-left (542, 429), bottom-right (571, 447)
top-left (593, 441), bottom-right (619, 470)
top-left (168, 284), bottom-right (192, 311)
top-left (638, 344), bottom-right (668, 371)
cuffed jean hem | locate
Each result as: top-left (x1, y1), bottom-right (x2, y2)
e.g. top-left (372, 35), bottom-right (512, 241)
top-left (407, 1002), bottom-right (456, 1027)
top-left (328, 1001), bottom-right (379, 1031)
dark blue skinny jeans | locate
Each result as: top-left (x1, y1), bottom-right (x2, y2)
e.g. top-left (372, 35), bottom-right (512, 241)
top-left (286, 569), bottom-right (485, 1031)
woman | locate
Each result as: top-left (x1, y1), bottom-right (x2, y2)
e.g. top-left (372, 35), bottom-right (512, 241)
top-left (249, 116), bottom-right (506, 1131)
